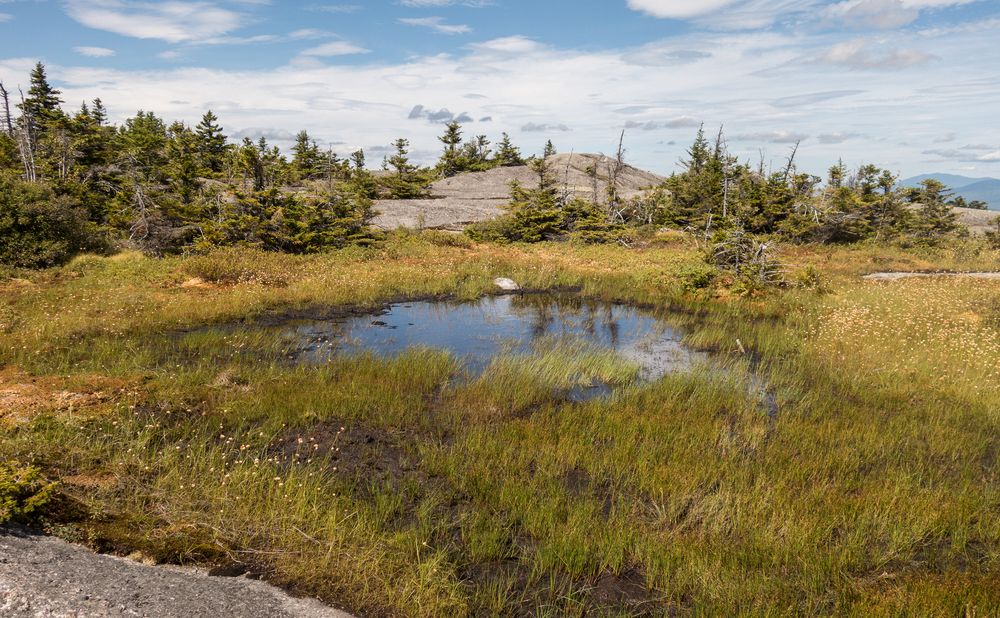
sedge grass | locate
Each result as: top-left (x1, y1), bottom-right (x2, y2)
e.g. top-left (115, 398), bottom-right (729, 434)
top-left (2, 233), bottom-right (1000, 616)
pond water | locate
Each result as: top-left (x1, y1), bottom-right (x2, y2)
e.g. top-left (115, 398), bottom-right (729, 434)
top-left (273, 294), bottom-right (702, 388)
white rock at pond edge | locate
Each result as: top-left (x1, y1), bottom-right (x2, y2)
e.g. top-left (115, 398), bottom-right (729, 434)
top-left (494, 278), bottom-right (521, 291)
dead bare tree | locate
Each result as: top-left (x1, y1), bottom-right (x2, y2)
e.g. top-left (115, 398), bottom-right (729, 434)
top-left (606, 130), bottom-right (627, 223)
top-left (783, 141), bottom-right (800, 181)
top-left (559, 150), bottom-right (574, 205)
top-left (586, 162), bottom-right (599, 205)
top-left (713, 126), bottom-right (734, 219)
top-left (16, 88), bottom-right (37, 182)
top-left (0, 82), bottom-right (13, 136)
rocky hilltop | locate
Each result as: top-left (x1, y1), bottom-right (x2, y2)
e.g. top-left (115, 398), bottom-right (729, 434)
top-left (372, 153), bottom-right (664, 231)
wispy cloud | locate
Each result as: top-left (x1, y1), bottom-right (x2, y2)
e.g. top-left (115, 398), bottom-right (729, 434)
top-left (733, 130), bottom-right (809, 143)
top-left (398, 16), bottom-right (471, 35)
top-left (63, 0), bottom-right (245, 43)
top-left (74, 46), bottom-right (116, 58)
top-left (299, 41), bottom-right (370, 56)
top-left (399, 0), bottom-right (492, 6)
top-left (824, 0), bottom-right (920, 30)
top-left (818, 38), bottom-right (935, 70)
top-left (818, 132), bottom-right (865, 144)
top-left (522, 122), bottom-right (570, 132)
top-left (309, 4), bottom-right (362, 13)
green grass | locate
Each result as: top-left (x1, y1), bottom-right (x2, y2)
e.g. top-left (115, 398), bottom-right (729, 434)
top-left (2, 231), bottom-right (1000, 616)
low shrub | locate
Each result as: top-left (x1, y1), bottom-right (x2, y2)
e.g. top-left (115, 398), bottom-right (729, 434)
top-left (0, 460), bottom-right (58, 525)
top-left (676, 261), bottom-right (717, 291)
top-left (184, 247), bottom-right (294, 286)
top-left (420, 230), bottom-right (475, 248)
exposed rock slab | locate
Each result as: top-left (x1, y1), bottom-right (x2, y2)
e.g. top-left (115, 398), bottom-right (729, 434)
top-left (0, 528), bottom-right (352, 618)
top-left (373, 153), bottom-right (664, 231)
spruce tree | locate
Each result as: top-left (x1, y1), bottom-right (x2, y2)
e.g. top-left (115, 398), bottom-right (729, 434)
top-left (291, 130), bottom-right (322, 180)
top-left (437, 121), bottom-right (465, 177)
top-left (22, 62), bottom-right (63, 127)
top-left (166, 122), bottom-right (202, 205)
top-left (195, 110), bottom-right (227, 174)
top-left (91, 98), bottom-right (108, 125)
top-left (386, 138), bottom-right (425, 199)
top-left (909, 179), bottom-right (958, 238)
top-left (495, 133), bottom-right (524, 167)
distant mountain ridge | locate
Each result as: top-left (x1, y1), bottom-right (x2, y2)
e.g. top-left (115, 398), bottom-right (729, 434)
top-left (899, 173), bottom-right (1000, 211)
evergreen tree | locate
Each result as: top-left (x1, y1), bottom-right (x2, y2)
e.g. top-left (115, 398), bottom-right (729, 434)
top-left (195, 110), bottom-right (227, 174)
top-left (91, 98), bottom-right (108, 126)
top-left (350, 149), bottom-right (366, 170)
top-left (907, 179), bottom-right (958, 238)
top-left (291, 130), bottom-right (323, 180)
top-left (495, 133), bottom-right (524, 167)
top-left (118, 111), bottom-right (168, 176)
top-left (437, 121), bottom-right (465, 177)
top-left (684, 125), bottom-right (710, 174)
top-left (385, 138), bottom-right (426, 198)
top-left (461, 135), bottom-right (491, 171)
top-left (21, 62), bottom-right (63, 128)
top-left (166, 122), bottom-right (201, 205)
top-left (543, 140), bottom-right (557, 158)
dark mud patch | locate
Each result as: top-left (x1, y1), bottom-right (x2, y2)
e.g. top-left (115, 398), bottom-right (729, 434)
top-left (268, 420), bottom-right (419, 486)
top-left (588, 568), bottom-right (663, 616)
top-left (459, 559), bottom-right (668, 616)
top-left (561, 466), bottom-right (616, 519)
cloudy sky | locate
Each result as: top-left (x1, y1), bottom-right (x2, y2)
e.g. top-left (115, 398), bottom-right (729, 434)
top-left (1, 0), bottom-right (998, 177)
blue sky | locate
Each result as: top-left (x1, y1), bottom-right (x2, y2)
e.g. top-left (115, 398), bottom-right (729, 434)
top-left (2, 0), bottom-right (999, 177)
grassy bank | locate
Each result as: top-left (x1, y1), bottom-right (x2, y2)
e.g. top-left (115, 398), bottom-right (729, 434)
top-left (2, 232), bottom-right (1000, 616)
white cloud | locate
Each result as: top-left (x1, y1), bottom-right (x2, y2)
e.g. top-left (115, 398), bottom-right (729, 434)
top-left (469, 36), bottom-right (545, 55)
top-left (818, 132), bottom-right (864, 144)
top-left (0, 12), bottom-right (12, 22)
top-left (399, 0), bottom-right (492, 6)
top-left (734, 130), bottom-right (809, 143)
top-left (398, 16), bottom-right (471, 35)
top-left (819, 38), bottom-right (935, 69)
top-left (64, 0), bottom-right (244, 44)
top-left (2, 16), bottom-right (995, 177)
top-left (299, 41), bottom-right (370, 56)
top-left (74, 46), bottom-right (116, 58)
top-left (626, 0), bottom-right (739, 19)
top-left (826, 0), bottom-right (919, 29)
top-left (627, 0), bottom-right (977, 31)
top-left (311, 4), bottom-right (362, 13)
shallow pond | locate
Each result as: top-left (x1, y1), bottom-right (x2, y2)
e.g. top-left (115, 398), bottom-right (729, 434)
top-left (271, 294), bottom-right (703, 391)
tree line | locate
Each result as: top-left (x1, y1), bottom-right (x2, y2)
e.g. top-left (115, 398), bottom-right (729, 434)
top-left (0, 62), bottom-right (978, 269)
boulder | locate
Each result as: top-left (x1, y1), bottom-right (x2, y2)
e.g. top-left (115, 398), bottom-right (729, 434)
top-left (493, 277), bottom-right (521, 291)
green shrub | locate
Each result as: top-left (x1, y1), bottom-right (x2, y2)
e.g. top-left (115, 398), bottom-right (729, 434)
top-left (0, 461), bottom-right (57, 525)
top-left (0, 177), bottom-right (110, 268)
top-left (421, 229), bottom-right (475, 248)
top-left (676, 261), bottom-right (717, 291)
top-left (465, 217), bottom-right (519, 244)
top-left (793, 265), bottom-right (826, 291)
